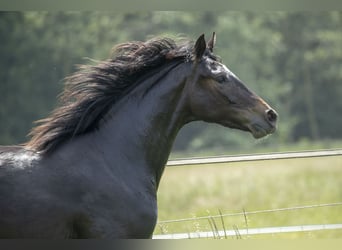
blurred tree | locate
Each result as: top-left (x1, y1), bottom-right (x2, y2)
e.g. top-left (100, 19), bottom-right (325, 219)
top-left (0, 11), bottom-right (341, 153)
top-left (273, 12), bottom-right (342, 141)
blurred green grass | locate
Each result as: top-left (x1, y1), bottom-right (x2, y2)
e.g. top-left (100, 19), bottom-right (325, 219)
top-left (154, 156), bottom-right (342, 238)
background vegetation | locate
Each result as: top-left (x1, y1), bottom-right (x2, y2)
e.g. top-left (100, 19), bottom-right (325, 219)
top-left (1, 11), bottom-right (342, 155)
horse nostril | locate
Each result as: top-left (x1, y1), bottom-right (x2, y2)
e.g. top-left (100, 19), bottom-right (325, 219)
top-left (266, 109), bottom-right (278, 124)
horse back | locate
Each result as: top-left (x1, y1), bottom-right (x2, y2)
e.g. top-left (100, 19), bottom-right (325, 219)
top-left (0, 145), bottom-right (40, 172)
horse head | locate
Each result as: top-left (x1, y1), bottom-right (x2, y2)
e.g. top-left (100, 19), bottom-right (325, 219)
top-left (187, 32), bottom-right (278, 138)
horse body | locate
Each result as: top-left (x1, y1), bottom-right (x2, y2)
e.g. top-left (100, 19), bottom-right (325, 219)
top-left (1, 146), bottom-right (155, 238)
top-left (0, 33), bottom-right (278, 238)
top-left (0, 62), bottom-right (191, 238)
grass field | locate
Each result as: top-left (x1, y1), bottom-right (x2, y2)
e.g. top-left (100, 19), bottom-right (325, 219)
top-left (154, 155), bottom-right (342, 238)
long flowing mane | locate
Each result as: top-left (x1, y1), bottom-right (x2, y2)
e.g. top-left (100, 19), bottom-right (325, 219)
top-left (26, 37), bottom-right (193, 154)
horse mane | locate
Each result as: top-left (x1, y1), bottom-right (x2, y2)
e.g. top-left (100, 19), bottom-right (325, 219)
top-left (25, 36), bottom-right (193, 154)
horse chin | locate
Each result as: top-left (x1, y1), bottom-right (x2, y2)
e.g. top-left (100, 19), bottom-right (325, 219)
top-left (247, 123), bottom-right (275, 139)
top-left (251, 129), bottom-right (268, 139)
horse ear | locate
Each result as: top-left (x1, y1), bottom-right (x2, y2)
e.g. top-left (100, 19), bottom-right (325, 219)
top-left (207, 32), bottom-right (216, 52)
top-left (194, 34), bottom-right (207, 60)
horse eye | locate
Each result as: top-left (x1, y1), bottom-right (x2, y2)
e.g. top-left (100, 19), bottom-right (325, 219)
top-left (216, 75), bottom-right (227, 84)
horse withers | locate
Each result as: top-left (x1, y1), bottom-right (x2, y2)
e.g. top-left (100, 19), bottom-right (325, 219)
top-left (0, 33), bottom-right (277, 238)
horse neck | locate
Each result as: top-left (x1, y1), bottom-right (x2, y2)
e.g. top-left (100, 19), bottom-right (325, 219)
top-left (95, 62), bottom-right (191, 188)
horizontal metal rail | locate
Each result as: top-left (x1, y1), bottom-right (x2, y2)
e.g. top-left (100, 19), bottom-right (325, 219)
top-left (153, 224), bottom-right (342, 239)
top-left (157, 202), bottom-right (342, 224)
top-left (166, 148), bottom-right (342, 166)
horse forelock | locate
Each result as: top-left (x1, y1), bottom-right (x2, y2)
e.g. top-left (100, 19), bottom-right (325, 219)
top-left (25, 37), bottom-right (193, 154)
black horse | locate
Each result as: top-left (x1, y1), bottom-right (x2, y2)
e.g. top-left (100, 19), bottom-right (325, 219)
top-left (0, 33), bottom-right (277, 238)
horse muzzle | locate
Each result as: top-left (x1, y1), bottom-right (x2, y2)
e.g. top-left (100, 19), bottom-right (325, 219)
top-left (247, 108), bottom-right (278, 139)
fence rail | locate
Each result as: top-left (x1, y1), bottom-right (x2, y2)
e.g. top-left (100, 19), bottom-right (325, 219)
top-left (166, 148), bottom-right (342, 166)
top-left (157, 202), bottom-right (342, 224)
top-left (153, 224), bottom-right (342, 239)
top-left (154, 203), bottom-right (342, 239)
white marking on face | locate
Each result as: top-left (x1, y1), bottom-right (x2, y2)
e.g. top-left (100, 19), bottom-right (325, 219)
top-left (208, 58), bottom-right (238, 81)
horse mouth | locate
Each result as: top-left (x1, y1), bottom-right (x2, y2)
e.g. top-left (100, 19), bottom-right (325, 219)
top-left (248, 123), bottom-right (276, 139)
top-left (220, 120), bottom-right (276, 139)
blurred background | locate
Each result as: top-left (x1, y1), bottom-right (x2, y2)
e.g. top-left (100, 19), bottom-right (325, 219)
top-left (1, 11), bottom-right (342, 156)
